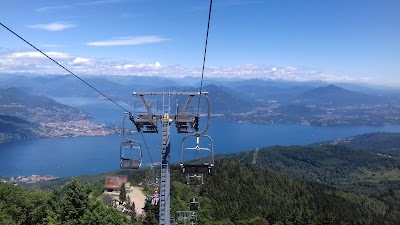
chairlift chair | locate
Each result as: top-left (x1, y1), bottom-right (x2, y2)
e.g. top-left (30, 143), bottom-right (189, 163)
top-left (189, 196), bottom-right (200, 211)
top-left (180, 134), bottom-right (214, 177)
top-left (175, 114), bottom-right (199, 133)
top-left (120, 140), bottom-right (142, 169)
top-left (175, 211), bottom-right (197, 223)
top-left (132, 114), bottom-right (158, 133)
top-left (185, 174), bottom-right (204, 186)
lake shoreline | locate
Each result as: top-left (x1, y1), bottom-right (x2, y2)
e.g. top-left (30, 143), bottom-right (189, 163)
top-left (2, 100), bottom-right (400, 178)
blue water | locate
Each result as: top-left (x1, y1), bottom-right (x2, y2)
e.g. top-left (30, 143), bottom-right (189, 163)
top-left (1, 97), bottom-right (400, 178)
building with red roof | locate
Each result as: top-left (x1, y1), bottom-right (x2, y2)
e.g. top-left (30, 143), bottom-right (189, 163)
top-left (104, 175), bottom-right (128, 191)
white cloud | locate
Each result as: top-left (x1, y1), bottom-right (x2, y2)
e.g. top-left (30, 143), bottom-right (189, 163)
top-left (86, 36), bottom-right (168, 46)
top-left (27, 22), bottom-right (77, 31)
top-left (9, 51), bottom-right (71, 59)
top-left (36, 5), bottom-right (72, 12)
top-left (114, 62), bottom-right (161, 70)
top-left (72, 57), bottom-right (91, 66)
top-left (0, 49), bottom-right (383, 85)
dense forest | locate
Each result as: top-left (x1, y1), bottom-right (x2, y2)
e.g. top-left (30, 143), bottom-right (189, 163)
top-left (194, 161), bottom-right (387, 224)
top-left (314, 132), bottom-right (400, 154)
top-left (217, 144), bottom-right (400, 192)
top-left (3, 161), bottom-right (399, 224)
top-left (1, 133), bottom-right (400, 224)
top-left (0, 179), bottom-right (138, 225)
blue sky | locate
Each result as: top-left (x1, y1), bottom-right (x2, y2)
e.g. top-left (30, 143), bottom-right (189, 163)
top-left (0, 0), bottom-right (399, 86)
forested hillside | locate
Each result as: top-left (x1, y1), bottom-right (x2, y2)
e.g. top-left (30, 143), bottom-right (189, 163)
top-left (3, 133), bottom-right (400, 224)
top-left (195, 161), bottom-right (388, 224)
top-left (3, 159), bottom-right (400, 224)
top-left (217, 145), bottom-right (400, 192)
top-left (147, 161), bottom-right (397, 224)
top-left (0, 179), bottom-right (136, 225)
top-left (208, 134), bottom-right (400, 224)
top-left (313, 132), bottom-right (400, 153)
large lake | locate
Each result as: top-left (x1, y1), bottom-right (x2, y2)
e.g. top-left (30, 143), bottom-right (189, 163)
top-left (1, 97), bottom-right (400, 178)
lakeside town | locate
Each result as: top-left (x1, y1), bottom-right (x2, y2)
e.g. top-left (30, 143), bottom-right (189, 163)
top-left (219, 103), bottom-right (400, 126)
top-left (0, 98), bottom-right (120, 143)
top-left (1, 175), bottom-right (59, 184)
top-left (40, 120), bottom-right (118, 138)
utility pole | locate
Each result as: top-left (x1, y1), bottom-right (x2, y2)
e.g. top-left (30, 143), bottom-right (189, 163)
top-left (130, 91), bottom-right (209, 225)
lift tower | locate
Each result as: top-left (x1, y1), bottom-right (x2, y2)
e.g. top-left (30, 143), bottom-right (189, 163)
top-left (130, 91), bottom-right (209, 225)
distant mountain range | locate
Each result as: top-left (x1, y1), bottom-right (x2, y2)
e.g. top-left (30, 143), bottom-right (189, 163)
top-left (0, 75), bottom-right (133, 99)
top-left (1, 74), bottom-right (398, 101)
top-left (1, 75), bottom-right (399, 125)
top-left (296, 84), bottom-right (388, 105)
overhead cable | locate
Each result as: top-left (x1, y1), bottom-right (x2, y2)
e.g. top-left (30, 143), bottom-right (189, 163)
top-left (0, 22), bottom-right (130, 113)
top-left (140, 132), bottom-right (154, 164)
top-left (197, 0), bottom-right (213, 115)
top-left (1, 22), bottom-right (155, 164)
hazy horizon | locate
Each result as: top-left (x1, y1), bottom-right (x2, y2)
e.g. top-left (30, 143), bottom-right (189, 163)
top-left (1, 0), bottom-right (399, 87)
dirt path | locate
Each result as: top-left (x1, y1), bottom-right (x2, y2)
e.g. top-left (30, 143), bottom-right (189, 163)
top-left (127, 187), bottom-right (146, 215)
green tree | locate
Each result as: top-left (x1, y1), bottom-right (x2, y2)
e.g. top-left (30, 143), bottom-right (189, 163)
top-left (0, 201), bottom-right (16, 225)
top-left (126, 195), bottom-right (131, 207)
top-left (130, 200), bottom-right (137, 220)
top-left (250, 216), bottom-right (270, 225)
top-left (80, 200), bottom-right (132, 225)
top-left (43, 189), bottom-right (62, 224)
top-left (120, 182), bottom-right (127, 203)
top-left (143, 201), bottom-right (158, 225)
top-left (25, 190), bottom-right (52, 224)
top-left (0, 182), bottom-right (50, 225)
top-left (60, 179), bottom-right (90, 224)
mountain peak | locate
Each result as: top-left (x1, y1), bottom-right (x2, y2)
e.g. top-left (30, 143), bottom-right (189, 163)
top-left (298, 84), bottom-right (386, 105)
top-left (326, 84), bottom-right (342, 89)
top-left (316, 84), bottom-right (347, 92)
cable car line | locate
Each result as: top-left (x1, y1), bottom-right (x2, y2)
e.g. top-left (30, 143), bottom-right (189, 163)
top-left (3, 1), bottom-right (215, 221)
top-left (0, 22), bottom-right (130, 113)
top-left (196, 0), bottom-right (213, 115)
top-left (0, 21), bottom-right (155, 165)
top-left (140, 131), bottom-right (154, 164)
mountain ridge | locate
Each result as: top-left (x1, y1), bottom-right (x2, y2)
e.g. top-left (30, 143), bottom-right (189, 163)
top-left (0, 88), bottom-right (114, 143)
top-left (296, 84), bottom-right (388, 105)
top-left (1, 75), bottom-right (400, 126)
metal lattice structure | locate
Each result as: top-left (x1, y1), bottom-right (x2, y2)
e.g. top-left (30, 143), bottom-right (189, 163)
top-left (130, 91), bottom-right (210, 225)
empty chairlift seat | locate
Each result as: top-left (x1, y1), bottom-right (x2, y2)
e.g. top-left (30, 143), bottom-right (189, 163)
top-left (120, 140), bottom-right (142, 169)
top-left (180, 134), bottom-right (214, 176)
top-left (189, 196), bottom-right (200, 211)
